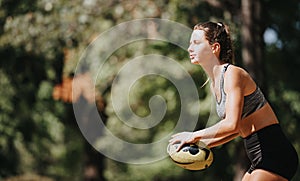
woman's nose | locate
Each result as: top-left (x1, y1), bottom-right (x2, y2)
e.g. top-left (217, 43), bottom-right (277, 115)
top-left (188, 45), bottom-right (193, 53)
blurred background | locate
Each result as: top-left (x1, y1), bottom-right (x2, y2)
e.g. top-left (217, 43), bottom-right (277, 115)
top-left (0, 0), bottom-right (299, 180)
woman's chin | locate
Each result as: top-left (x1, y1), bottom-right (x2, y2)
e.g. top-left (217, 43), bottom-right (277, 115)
top-left (191, 59), bottom-right (200, 64)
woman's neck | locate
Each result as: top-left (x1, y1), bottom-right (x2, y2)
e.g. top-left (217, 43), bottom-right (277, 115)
top-left (199, 58), bottom-right (222, 82)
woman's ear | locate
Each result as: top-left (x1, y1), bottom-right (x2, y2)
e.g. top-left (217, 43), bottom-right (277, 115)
top-left (211, 42), bottom-right (220, 54)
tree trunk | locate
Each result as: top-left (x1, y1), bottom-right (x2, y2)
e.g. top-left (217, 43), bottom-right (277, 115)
top-left (241, 0), bottom-right (265, 88)
top-left (82, 97), bottom-right (108, 181)
top-left (234, 0), bottom-right (266, 180)
top-left (73, 96), bottom-right (107, 181)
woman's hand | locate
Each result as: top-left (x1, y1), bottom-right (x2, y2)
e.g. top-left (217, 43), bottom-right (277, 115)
top-left (169, 131), bottom-right (200, 152)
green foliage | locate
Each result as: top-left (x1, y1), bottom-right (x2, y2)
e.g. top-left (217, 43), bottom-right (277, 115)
top-left (0, 0), bottom-right (299, 180)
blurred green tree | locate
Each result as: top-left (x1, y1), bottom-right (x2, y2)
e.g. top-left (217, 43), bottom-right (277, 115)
top-left (0, 0), bottom-right (299, 181)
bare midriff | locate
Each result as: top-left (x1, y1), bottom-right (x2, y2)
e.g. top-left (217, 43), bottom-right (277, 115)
top-left (239, 103), bottom-right (279, 138)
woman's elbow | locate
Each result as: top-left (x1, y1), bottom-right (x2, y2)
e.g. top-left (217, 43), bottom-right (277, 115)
top-left (225, 120), bottom-right (240, 134)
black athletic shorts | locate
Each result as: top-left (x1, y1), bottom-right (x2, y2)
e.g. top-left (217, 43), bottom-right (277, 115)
top-left (243, 124), bottom-right (298, 180)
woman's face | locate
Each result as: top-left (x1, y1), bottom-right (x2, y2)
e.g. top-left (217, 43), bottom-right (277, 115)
top-left (188, 30), bottom-right (214, 64)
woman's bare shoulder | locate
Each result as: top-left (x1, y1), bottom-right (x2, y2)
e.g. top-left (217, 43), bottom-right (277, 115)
top-left (225, 64), bottom-right (256, 93)
top-left (225, 65), bottom-right (249, 81)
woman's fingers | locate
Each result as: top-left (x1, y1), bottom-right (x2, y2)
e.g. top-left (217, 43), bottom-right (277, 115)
top-left (168, 132), bottom-right (197, 152)
top-left (168, 137), bottom-right (181, 145)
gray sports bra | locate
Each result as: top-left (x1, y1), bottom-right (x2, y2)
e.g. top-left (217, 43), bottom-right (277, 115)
top-left (216, 64), bottom-right (267, 119)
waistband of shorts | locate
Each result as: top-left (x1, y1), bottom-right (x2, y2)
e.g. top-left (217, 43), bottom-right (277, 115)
top-left (243, 123), bottom-right (280, 140)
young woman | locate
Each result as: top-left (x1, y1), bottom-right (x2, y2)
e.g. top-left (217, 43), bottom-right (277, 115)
top-left (169, 22), bottom-right (298, 181)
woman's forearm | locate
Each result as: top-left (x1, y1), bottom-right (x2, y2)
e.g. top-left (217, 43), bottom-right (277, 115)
top-left (193, 119), bottom-right (239, 140)
top-left (201, 133), bottom-right (239, 148)
top-left (169, 119), bottom-right (239, 150)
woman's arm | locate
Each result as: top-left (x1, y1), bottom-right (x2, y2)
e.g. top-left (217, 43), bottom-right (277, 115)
top-left (169, 66), bottom-right (245, 149)
top-left (201, 133), bottom-right (239, 148)
top-left (196, 66), bottom-right (244, 139)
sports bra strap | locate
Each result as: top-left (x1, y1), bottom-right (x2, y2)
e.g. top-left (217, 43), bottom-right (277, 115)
top-left (220, 63), bottom-right (230, 91)
top-left (224, 63), bottom-right (230, 72)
